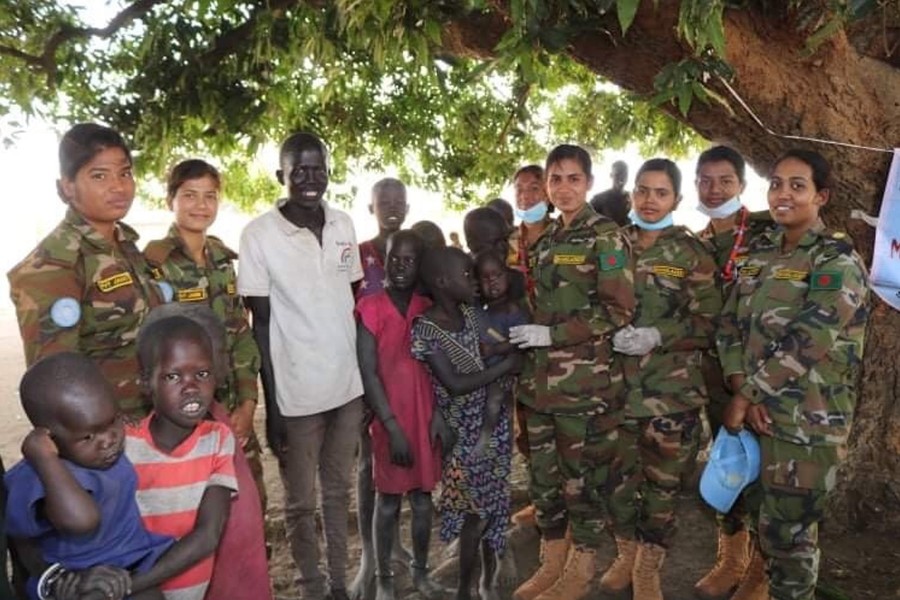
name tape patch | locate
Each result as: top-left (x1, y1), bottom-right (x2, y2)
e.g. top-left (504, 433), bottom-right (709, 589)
top-left (96, 272), bottom-right (134, 293)
top-left (177, 288), bottom-right (209, 303)
top-left (651, 265), bottom-right (686, 279)
top-left (553, 254), bottom-right (587, 265)
top-left (773, 268), bottom-right (808, 281)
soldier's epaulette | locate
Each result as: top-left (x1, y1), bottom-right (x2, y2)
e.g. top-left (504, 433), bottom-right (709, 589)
top-left (207, 235), bottom-right (238, 261)
top-left (819, 230), bottom-right (855, 257)
top-left (673, 226), bottom-right (715, 257)
top-left (143, 239), bottom-right (177, 266)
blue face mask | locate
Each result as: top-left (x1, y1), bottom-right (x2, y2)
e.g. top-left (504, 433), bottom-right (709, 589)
top-left (515, 201), bottom-right (548, 224)
top-left (629, 209), bottom-right (674, 231)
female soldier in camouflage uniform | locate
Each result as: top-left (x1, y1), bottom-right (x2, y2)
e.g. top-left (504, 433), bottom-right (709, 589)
top-left (508, 145), bottom-right (634, 600)
top-left (143, 159), bottom-right (264, 509)
top-left (8, 123), bottom-right (163, 416)
top-left (720, 150), bottom-right (868, 600)
top-left (605, 158), bottom-right (721, 600)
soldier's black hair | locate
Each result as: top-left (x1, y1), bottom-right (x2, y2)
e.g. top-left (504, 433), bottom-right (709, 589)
top-left (410, 220), bottom-right (446, 249)
top-left (696, 146), bottom-right (746, 184)
top-left (20, 352), bottom-right (110, 428)
top-left (463, 207), bottom-right (510, 254)
top-left (279, 132), bottom-right (330, 170)
top-left (485, 198), bottom-right (514, 227)
top-left (419, 246), bottom-right (470, 295)
top-left (59, 123), bottom-right (132, 180)
top-left (545, 144), bottom-right (592, 178)
top-left (137, 315), bottom-right (214, 380)
top-left (637, 158), bottom-right (683, 197)
top-left (772, 149), bottom-right (834, 192)
top-left (513, 164), bottom-right (543, 182)
top-left (167, 159), bottom-right (221, 201)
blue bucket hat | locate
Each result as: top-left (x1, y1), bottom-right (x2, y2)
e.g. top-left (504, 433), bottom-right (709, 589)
top-left (700, 428), bottom-right (761, 513)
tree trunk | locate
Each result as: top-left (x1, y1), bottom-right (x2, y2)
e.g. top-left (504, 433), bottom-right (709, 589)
top-left (446, 1), bottom-right (900, 530)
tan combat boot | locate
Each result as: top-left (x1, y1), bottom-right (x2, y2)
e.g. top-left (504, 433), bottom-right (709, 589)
top-left (632, 542), bottom-right (667, 600)
top-left (599, 536), bottom-right (638, 593)
top-left (513, 536), bottom-right (570, 600)
top-left (512, 504), bottom-right (538, 527)
top-left (730, 540), bottom-right (769, 600)
top-left (534, 545), bottom-right (597, 600)
top-left (694, 528), bottom-right (750, 599)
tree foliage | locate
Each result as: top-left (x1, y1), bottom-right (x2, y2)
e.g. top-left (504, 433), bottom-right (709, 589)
top-left (0, 0), bottom-right (893, 209)
top-left (0, 0), bottom-right (708, 208)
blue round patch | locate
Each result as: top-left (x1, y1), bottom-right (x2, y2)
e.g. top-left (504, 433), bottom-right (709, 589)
top-left (50, 297), bottom-right (81, 328)
top-left (157, 281), bottom-right (174, 303)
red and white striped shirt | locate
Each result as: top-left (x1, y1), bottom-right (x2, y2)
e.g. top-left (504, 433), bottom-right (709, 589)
top-left (126, 416), bottom-right (238, 600)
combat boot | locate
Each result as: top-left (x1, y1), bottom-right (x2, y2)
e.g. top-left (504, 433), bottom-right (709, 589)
top-left (534, 545), bottom-right (597, 600)
top-left (694, 528), bottom-right (750, 599)
top-left (632, 542), bottom-right (666, 600)
top-left (599, 535), bottom-right (638, 593)
top-left (512, 504), bottom-right (538, 527)
top-left (513, 536), bottom-right (570, 600)
top-left (731, 540), bottom-right (769, 600)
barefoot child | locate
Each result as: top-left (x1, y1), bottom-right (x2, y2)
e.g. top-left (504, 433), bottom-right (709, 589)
top-left (356, 230), bottom-right (446, 600)
top-left (411, 247), bottom-right (519, 600)
top-left (4, 353), bottom-right (173, 599)
top-left (127, 316), bottom-right (239, 599)
top-left (474, 250), bottom-right (528, 454)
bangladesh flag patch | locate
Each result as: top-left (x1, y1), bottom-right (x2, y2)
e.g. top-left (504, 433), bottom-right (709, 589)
top-left (599, 250), bottom-right (626, 271)
top-left (810, 271), bottom-right (842, 290)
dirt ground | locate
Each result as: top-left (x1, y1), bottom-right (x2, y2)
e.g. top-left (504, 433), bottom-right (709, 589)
top-left (0, 307), bottom-right (895, 599)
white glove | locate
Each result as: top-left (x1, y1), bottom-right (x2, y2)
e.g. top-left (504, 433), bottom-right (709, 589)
top-left (509, 324), bottom-right (552, 349)
top-left (613, 326), bottom-right (661, 356)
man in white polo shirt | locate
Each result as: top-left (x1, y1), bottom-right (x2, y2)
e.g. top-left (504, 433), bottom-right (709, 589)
top-left (238, 132), bottom-right (363, 600)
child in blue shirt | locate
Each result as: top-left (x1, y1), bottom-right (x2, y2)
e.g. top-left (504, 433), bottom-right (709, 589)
top-left (5, 352), bottom-right (173, 599)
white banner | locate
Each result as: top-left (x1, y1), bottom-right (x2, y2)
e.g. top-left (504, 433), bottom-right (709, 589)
top-left (870, 149), bottom-right (900, 311)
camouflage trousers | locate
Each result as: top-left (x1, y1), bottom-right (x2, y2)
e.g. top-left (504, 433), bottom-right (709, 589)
top-left (526, 410), bottom-right (617, 547)
top-left (607, 410), bottom-right (701, 547)
top-left (702, 351), bottom-right (748, 535)
top-left (744, 435), bottom-right (842, 600)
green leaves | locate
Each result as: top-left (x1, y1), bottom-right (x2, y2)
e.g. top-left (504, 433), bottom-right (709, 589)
top-left (616, 0), bottom-right (640, 34)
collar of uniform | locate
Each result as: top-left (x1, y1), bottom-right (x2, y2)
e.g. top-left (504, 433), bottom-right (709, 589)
top-left (272, 198), bottom-right (337, 236)
top-left (622, 222), bottom-right (678, 243)
top-left (764, 218), bottom-right (826, 249)
top-left (64, 207), bottom-right (139, 250)
top-left (550, 203), bottom-right (595, 234)
top-left (164, 222), bottom-right (236, 264)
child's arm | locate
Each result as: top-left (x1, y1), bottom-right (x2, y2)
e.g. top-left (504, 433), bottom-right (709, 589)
top-left (357, 322), bottom-right (412, 467)
top-left (21, 428), bottom-right (100, 535)
top-left (129, 485), bottom-right (231, 593)
top-left (423, 349), bottom-right (517, 397)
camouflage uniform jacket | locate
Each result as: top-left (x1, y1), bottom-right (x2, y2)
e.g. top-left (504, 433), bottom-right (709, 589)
top-left (717, 222), bottom-right (869, 447)
top-left (144, 224), bottom-right (260, 412)
top-left (519, 204), bottom-right (635, 416)
top-left (698, 207), bottom-right (774, 292)
top-left (621, 224), bottom-right (721, 418)
top-left (7, 208), bottom-right (162, 415)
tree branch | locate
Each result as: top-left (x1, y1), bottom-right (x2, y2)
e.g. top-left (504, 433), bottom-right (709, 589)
top-left (0, 0), bottom-right (166, 86)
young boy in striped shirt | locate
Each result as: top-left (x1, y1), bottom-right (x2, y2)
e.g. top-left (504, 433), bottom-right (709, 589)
top-left (126, 316), bottom-right (238, 600)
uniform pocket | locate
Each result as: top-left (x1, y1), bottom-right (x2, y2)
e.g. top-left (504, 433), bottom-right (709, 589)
top-left (761, 438), bottom-right (843, 492)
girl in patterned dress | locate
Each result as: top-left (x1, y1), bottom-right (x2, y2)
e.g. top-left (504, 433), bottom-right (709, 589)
top-left (411, 247), bottom-right (520, 600)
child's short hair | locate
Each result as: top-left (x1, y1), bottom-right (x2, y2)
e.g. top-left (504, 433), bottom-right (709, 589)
top-left (137, 315), bottom-right (214, 378)
top-left (141, 305), bottom-right (227, 381)
top-left (20, 352), bottom-right (108, 428)
top-left (420, 246), bottom-right (470, 295)
top-left (387, 229), bottom-right (425, 258)
top-left (474, 248), bottom-right (506, 275)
